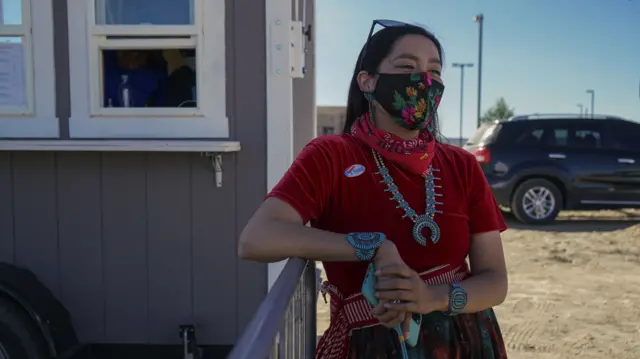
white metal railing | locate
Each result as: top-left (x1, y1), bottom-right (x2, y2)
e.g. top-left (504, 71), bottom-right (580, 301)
top-left (228, 258), bottom-right (317, 359)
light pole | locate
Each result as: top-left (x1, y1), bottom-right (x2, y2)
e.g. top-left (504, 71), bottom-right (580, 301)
top-left (586, 89), bottom-right (595, 118)
top-left (453, 63), bottom-right (474, 146)
top-left (473, 13), bottom-right (484, 128)
top-left (577, 104), bottom-right (583, 117)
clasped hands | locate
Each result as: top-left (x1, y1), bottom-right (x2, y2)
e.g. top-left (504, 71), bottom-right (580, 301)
top-left (371, 241), bottom-right (441, 336)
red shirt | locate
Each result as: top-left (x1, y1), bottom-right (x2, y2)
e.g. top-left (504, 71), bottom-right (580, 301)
top-left (267, 134), bottom-right (506, 296)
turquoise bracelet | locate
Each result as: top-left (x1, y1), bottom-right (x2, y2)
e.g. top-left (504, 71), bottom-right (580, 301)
top-left (346, 232), bottom-right (386, 261)
top-left (444, 282), bottom-right (468, 316)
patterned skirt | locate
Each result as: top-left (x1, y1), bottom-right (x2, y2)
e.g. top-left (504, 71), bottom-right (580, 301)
top-left (346, 309), bottom-right (507, 359)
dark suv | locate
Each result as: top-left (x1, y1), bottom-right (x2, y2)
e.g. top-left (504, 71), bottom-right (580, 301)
top-left (463, 114), bottom-right (640, 224)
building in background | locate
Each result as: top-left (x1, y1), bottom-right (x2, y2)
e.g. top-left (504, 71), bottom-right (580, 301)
top-left (317, 105), bottom-right (346, 136)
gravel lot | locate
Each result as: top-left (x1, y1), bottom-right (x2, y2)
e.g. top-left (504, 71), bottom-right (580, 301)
top-left (316, 210), bottom-right (640, 359)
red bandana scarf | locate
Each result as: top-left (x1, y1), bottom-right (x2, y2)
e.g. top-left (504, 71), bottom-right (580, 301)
top-left (350, 112), bottom-right (436, 175)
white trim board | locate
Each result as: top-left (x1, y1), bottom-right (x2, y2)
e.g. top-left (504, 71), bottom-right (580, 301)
top-left (0, 140), bottom-right (241, 152)
top-left (68, 116), bottom-right (229, 139)
top-left (265, 0), bottom-right (296, 291)
top-left (0, 118), bottom-right (59, 138)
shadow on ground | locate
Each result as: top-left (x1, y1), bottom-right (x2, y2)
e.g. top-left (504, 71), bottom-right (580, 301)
top-left (502, 209), bottom-right (640, 233)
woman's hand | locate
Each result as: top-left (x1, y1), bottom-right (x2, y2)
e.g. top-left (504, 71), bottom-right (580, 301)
top-left (370, 301), bottom-right (405, 329)
top-left (370, 241), bottom-right (408, 328)
top-left (375, 263), bottom-right (447, 337)
top-left (375, 263), bottom-right (448, 333)
top-left (373, 240), bottom-right (403, 268)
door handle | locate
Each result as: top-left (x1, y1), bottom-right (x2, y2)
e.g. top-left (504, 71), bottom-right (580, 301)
top-left (548, 153), bottom-right (566, 159)
top-left (618, 158), bottom-right (635, 164)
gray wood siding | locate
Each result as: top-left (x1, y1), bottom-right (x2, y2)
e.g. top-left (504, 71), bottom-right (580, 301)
top-left (0, 152), bottom-right (244, 345)
top-left (0, 0), bottom-right (270, 346)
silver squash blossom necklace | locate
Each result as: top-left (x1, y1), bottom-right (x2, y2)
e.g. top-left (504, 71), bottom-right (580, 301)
top-left (372, 149), bottom-right (443, 246)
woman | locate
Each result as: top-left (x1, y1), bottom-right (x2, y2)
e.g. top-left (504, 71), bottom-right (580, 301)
top-left (239, 20), bottom-right (509, 359)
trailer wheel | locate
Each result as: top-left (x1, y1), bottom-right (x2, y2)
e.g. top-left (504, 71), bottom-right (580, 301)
top-left (0, 297), bottom-right (48, 359)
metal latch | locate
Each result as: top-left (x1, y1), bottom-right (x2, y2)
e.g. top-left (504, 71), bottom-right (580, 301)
top-left (201, 152), bottom-right (224, 188)
top-left (269, 0), bottom-right (311, 79)
top-left (289, 21), bottom-right (305, 78)
top-left (179, 325), bottom-right (199, 359)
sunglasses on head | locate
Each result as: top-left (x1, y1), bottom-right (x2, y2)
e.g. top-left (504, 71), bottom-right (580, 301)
top-left (359, 19), bottom-right (412, 70)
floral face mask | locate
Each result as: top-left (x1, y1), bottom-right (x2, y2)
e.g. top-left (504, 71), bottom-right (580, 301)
top-left (369, 72), bottom-right (444, 130)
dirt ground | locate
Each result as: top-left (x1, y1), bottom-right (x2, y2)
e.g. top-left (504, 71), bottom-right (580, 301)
top-left (316, 210), bottom-right (640, 359)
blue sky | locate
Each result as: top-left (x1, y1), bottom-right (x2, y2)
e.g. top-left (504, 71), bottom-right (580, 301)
top-left (316, 0), bottom-right (640, 138)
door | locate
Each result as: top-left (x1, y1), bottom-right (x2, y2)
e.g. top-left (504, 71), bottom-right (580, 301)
top-left (542, 120), bottom-right (619, 205)
top-left (609, 120), bottom-right (640, 204)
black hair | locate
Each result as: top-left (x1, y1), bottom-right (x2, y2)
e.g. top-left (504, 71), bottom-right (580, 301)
top-left (343, 24), bottom-right (445, 141)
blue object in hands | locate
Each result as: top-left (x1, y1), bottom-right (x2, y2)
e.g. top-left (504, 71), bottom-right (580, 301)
top-left (361, 263), bottom-right (421, 354)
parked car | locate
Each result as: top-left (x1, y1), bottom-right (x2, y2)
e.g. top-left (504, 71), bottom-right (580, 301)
top-left (463, 114), bottom-right (640, 224)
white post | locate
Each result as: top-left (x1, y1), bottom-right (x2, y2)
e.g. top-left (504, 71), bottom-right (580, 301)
top-left (265, 0), bottom-right (303, 290)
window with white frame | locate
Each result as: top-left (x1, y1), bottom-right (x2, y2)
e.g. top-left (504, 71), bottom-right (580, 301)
top-left (0, 0), bottom-right (57, 138)
top-left (0, 0), bottom-right (32, 115)
top-left (67, 0), bottom-right (227, 138)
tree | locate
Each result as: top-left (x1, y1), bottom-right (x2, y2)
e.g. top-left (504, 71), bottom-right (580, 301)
top-left (480, 97), bottom-right (515, 124)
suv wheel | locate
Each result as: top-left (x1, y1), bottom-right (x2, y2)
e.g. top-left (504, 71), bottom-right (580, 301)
top-left (511, 178), bottom-right (562, 225)
top-left (0, 298), bottom-right (48, 359)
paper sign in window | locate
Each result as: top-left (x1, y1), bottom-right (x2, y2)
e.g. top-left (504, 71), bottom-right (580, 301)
top-left (0, 39), bottom-right (26, 107)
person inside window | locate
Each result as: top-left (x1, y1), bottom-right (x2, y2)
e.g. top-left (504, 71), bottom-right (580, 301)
top-left (239, 21), bottom-right (508, 359)
top-left (162, 49), bottom-right (197, 108)
top-left (103, 50), bottom-right (167, 107)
